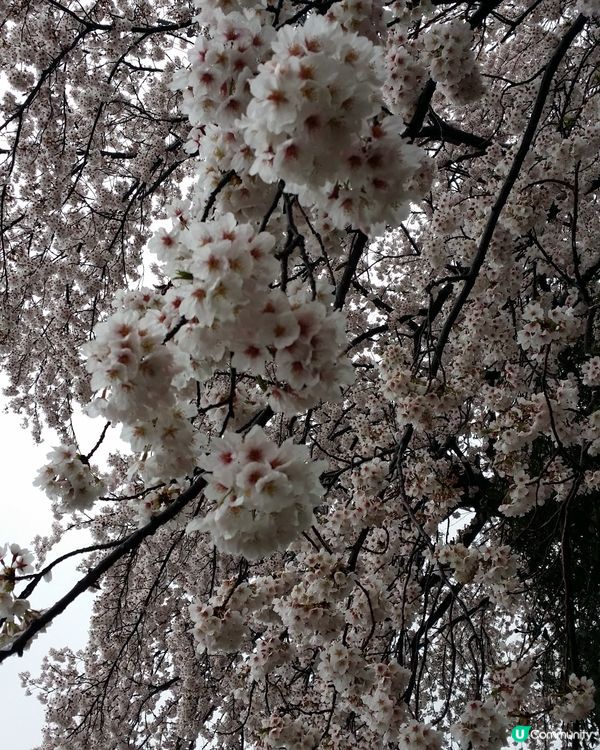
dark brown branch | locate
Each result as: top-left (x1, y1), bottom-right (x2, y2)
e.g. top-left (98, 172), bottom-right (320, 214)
top-left (403, 79), bottom-right (437, 141)
top-left (418, 115), bottom-right (490, 150)
top-left (201, 170), bottom-right (236, 222)
top-left (85, 421), bottom-right (111, 461)
top-left (0, 475), bottom-right (207, 663)
top-left (16, 540), bottom-right (124, 602)
top-left (344, 324), bottom-right (388, 353)
top-left (469, 0), bottom-right (504, 28)
top-left (334, 231), bottom-right (369, 310)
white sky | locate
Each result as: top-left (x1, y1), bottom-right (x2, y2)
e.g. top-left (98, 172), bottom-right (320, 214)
top-left (0, 211), bottom-right (161, 749)
top-left (0, 402), bottom-right (95, 750)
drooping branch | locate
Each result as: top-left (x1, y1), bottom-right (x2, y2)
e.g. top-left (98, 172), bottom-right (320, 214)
top-left (429, 14), bottom-right (587, 378)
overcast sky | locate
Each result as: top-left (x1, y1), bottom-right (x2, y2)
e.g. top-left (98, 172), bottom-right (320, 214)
top-left (0, 221), bottom-right (162, 749)
top-left (1, 400), bottom-right (95, 750)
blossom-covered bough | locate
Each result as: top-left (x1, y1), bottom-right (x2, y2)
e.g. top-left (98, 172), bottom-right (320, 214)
top-left (1, 0), bottom-right (599, 747)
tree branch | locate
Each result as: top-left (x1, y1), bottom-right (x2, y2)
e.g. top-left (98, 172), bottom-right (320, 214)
top-left (430, 15), bottom-right (587, 377)
top-left (0, 475), bottom-right (207, 663)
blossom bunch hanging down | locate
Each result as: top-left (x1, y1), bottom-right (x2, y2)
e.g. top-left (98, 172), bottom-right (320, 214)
top-left (187, 426), bottom-right (326, 559)
top-left (238, 14), bottom-right (431, 232)
top-left (240, 14), bottom-right (382, 187)
top-left (422, 19), bottom-right (485, 104)
top-left (82, 309), bottom-right (183, 424)
top-left (151, 211), bottom-right (355, 414)
top-left (450, 699), bottom-right (509, 750)
top-left (173, 6), bottom-right (430, 233)
top-left (77, 201), bottom-right (355, 499)
top-left (34, 445), bottom-right (105, 513)
top-left (173, 1), bottom-right (275, 132)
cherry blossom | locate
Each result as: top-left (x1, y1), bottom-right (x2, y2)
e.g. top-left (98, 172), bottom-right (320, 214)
top-left (0, 0), bottom-right (598, 748)
top-left (188, 426), bottom-right (327, 558)
top-left (34, 445), bottom-right (105, 513)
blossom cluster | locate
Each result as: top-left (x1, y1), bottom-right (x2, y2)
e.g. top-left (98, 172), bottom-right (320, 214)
top-left (151, 213), bottom-right (278, 327)
top-left (383, 28), bottom-right (427, 120)
top-left (130, 485), bottom-right (181, 527)
top-left (423, 20), bottom-right (484, 105)
top-left (324, 0), bottom-right (385, 40)
top-left (378, 348), bottom-right (455, 432)
top-left (450, 699), bottom-right (508, 750)
top-left (121, 404), bottom-right (204, 484)
top-left (272, 551), bottom-right (353, 642)
top-left (1, 548), bottom-right (32, 586)
top-left (188, 572), bottom-right (298, 656)
top-left (435, 543), bottom-right (480, 584)
top-left (81, 210), bottom-right (354, 489)
top-left (260, 715), bottom-right (319, 750)
top-left (151, 212), bottom-right (355, 415)
top-left (360, 661), bottom-right (411, 739)
top-left (188, 600), bottom-right (246, 654)
top-left (173, 8), bottom-right (430, 232)
top-left (34, 445), bottom-right (105, 513)
top-left (0, 544), bottom-right (36, 650)
top-left (173, 5), bottom-right (274, 131)
top-left (241, 15), bottom-right (382, 189)
top-left (240, 17), bottom-right (427, 232)
top-left (248, 635), bottom-right (291, 680)
top-left (581, 355), bottom-right (600, 386)
top-left (398, 721), bottom-right (443, 750)
top-left (553, 674), bottom-right (596, 723)
top-left (263, 289), bottom-right (356, 416)
top-left (517, 302), bottom-right (578, 354)
top-left (317, 641), bottom-right (370, 694)
top-left (351, 457), bottom-right (388, 495)
top-left (433, 542), bottom-right (521, 606)
top-left (82, 309), bottom-right (182, 424)
top-left (490, 657), bottom-right (536, 712)
top-left (187, 426), bottom-right (326, 559)
top-left (499, 466), bottom-right (542, 517)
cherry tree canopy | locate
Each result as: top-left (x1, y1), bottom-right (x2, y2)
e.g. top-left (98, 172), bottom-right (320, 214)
top-left (1, 0), bottom-right (599, 747)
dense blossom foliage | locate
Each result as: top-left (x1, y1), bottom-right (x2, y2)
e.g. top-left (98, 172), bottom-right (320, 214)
top-left (1, 0), bottom-right (600, 748)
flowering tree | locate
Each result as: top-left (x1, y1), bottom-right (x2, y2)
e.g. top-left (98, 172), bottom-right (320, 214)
top-left (1, 0), bottom-right (599, 747)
